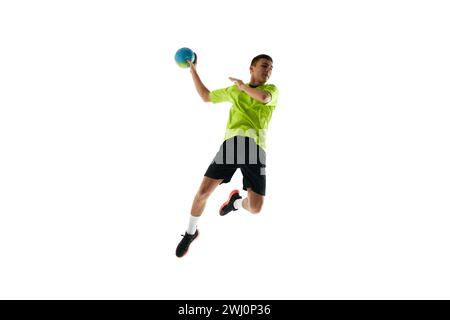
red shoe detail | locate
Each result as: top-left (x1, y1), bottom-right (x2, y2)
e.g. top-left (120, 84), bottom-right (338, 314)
top-left (220, 189), bottom-right (240, 212)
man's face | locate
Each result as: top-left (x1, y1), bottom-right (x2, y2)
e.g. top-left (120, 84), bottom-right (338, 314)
top-left (250, 59), bottom-right (273, 84)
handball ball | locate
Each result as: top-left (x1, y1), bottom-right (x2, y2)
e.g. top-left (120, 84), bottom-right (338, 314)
top-left (175, 47), bottom-right (196, 68)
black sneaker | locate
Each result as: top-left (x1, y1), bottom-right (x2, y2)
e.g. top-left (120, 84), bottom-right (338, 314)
top-left (219, 190), bottom-right (242, 216)
top-left (176, 229), bottom-right (199, 258)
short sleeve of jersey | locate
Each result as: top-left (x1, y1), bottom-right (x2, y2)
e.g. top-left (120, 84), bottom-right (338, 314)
top-left (263, 84), bottom-right (279, 107)
top-left (209, 87), bottom-right (232, 104)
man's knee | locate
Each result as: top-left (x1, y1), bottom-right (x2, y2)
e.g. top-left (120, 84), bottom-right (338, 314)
top-left (249, 201), bottom-right (263, 214)
top-left (196, 186), bottom-right (214, 200)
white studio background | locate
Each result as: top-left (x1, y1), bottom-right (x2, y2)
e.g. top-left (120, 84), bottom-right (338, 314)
top-left (0, 0), bottom-right (449, 299)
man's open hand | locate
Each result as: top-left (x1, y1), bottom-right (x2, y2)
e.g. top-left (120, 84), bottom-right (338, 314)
top-left (229, 77), bottom-right (245, 91)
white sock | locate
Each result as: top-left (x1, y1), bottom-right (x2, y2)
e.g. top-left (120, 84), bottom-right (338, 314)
top-left (233, 198), bottom-right (243, 210)
top-left (187, 215), bottom-right (200, 235)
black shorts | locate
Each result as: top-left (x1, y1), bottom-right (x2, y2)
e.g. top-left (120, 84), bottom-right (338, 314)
top-left (204, 136), bottom-right (266, 196)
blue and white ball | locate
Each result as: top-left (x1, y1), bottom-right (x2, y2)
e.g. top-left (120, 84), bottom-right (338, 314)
top-left (175, 47), bottom-right (196, 68)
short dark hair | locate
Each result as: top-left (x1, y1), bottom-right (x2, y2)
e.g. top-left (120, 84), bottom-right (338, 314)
top-left (251, 54), bottom-right (273, 67)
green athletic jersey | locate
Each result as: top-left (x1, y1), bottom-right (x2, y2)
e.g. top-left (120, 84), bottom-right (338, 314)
top-left (209, 83), bottom-right (279, 150)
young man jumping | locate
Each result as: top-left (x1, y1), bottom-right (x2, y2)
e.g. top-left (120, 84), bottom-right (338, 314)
top-left (176, 53), bottom-right (279, 258)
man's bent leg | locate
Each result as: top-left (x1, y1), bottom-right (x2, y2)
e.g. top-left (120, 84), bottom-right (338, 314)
top-left (242, 187), bottom-right (264, 214)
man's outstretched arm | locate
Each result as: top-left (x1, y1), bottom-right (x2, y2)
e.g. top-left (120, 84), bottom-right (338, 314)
top-left (188, 58), bottom-right (210, 102)
top-left (229, 77), bottom-right (271, 104)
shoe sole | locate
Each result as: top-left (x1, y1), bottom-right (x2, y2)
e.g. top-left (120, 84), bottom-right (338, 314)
top-left (176, 230), bottom-right (199, 258)
top-left (219, 189), bottom-right (240, 215)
